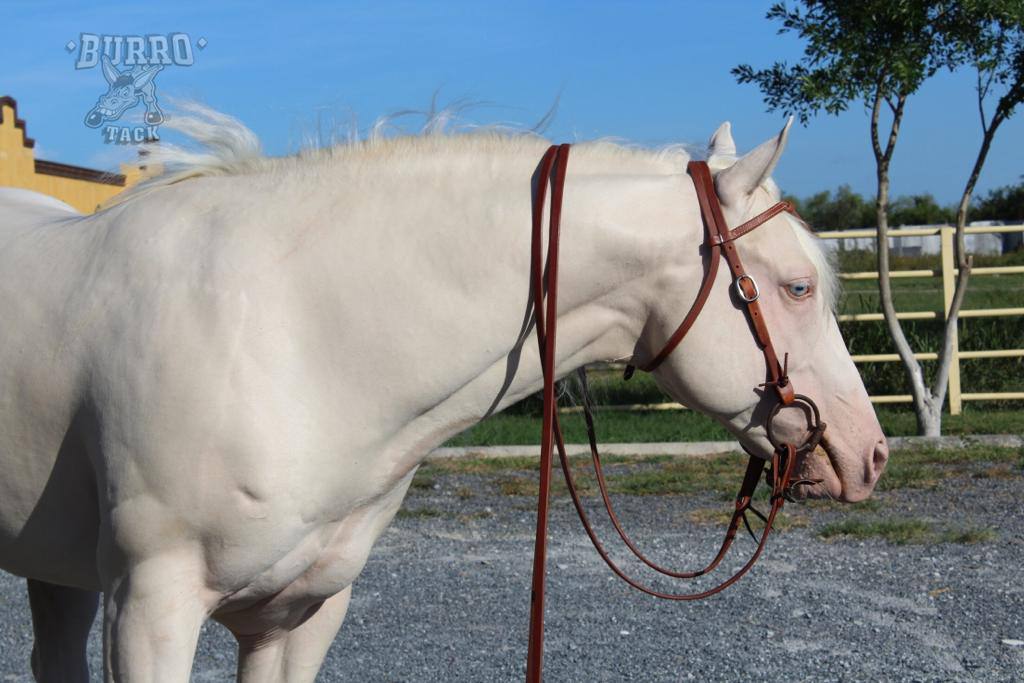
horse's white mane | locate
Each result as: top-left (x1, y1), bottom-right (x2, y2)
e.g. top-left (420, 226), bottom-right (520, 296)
top-left (114, 102), bottom-right (691, 204)
top-left (113, 102), bottom-right (837, 310)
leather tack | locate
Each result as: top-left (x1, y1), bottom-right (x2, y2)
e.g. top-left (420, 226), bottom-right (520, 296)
top-left (525, 151), bottom-right (823, 683)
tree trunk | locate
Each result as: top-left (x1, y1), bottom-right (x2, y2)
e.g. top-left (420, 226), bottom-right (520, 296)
top-left (918, 402), bottom-right (942, 438)
top-left (870, 89), bottom-right (936, 434)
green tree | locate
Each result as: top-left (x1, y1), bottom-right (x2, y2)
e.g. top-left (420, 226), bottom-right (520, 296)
top-left (888, 193), bottom-right (956, 225)
top-left (975, 178), bottom-right (1024, 251)
top-left (796, 184), bottom-right (876, 230)
top-left (973, 178), bottom-right (1024, 221)
top-left (734, 0), bottom-right (1024, 436)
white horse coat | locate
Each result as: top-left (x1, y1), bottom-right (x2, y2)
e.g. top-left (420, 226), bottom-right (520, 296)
top-left (0, 113), bottom-right (886, 681)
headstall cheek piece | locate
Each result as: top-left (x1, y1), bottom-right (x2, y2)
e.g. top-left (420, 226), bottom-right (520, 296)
top-left (524, 144), bottom-right (827, 682)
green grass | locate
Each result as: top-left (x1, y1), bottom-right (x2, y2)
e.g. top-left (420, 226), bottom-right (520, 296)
top-left (834, 249), bottom-right (1024, 313)
top-left (445, 410), bottom-right (729, 446)
top-left (942, 527), bottom-right (998, 544)
top-left (838, 272), bottom-right (1024, 315)
top-left (876, 445), bottom-right (1023, 492)
top-left (413, 445), bottom-right (1015, 545)
top-left (445, 407), bottom-right (1023, 447)
top-left (480, 461), bottom-right (763, 501)
top-left (820, 517), bottom-right (934, 544)
top-left (819, 517), bottom-right (996, 545)
top-left (425, 446), bottom-right (1022, 475)
top-left (417, 446), bottom-right (1022, 502)
top-left (409, 446), bottom-right (1015, 548)
top-left (424, 452), bottom-right (756, 500)
top-left (836, 252), bottom-right (1023, 400)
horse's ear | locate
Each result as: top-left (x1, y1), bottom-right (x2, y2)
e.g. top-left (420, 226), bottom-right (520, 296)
top-left (708, 121), bottom-right (736, 157)
top-left (715, 117), bottom-right (792, 206)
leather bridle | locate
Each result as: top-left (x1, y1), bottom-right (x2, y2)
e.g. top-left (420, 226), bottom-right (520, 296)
top-left (525, 144), bottom-right (826, 681)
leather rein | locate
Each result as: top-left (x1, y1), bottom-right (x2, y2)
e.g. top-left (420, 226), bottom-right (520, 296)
top-left (525, 144), bottom-right (826, 681)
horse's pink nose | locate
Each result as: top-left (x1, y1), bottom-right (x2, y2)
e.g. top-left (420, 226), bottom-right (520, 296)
top-left (869, 438), bottom-right (889, 483)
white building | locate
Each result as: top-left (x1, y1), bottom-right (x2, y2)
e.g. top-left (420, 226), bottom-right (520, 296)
top-left (820, 222), bottom-right (1007, 257)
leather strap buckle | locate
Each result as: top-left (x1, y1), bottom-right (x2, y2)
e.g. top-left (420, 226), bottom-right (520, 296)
top-left (734, 274), bottom-right (759, 302)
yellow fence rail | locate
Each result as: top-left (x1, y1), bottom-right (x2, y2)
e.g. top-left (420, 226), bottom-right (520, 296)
top-left (821, 223), bottom-right (1024, 413)
top-left (572, 223), bottom-right (1023, 416)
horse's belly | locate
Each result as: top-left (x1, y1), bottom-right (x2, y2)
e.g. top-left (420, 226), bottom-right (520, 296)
top-left (0, 459), bottom-right (102, 590)
top-left (0, 525), bottom-right (101, 591)
top-left (0, 413), bottom-right (101, 589)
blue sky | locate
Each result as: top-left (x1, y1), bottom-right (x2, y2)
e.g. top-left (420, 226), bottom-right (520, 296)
top-left (1, 0), bottom-right (1021, 204)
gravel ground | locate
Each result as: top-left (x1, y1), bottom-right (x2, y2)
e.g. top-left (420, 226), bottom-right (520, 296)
top-left (0, 451), bottom-right (1021, 682)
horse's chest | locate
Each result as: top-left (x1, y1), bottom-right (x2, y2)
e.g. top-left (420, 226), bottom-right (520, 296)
top-left (215, 469), bottom-right (414, 618)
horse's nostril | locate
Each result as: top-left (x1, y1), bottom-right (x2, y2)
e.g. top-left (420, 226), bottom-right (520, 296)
top-left (871, 439), bottom-right (889, 481)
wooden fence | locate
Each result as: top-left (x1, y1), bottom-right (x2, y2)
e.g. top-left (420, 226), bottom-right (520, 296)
top-left (820, 224), bottom-right (1024, 414)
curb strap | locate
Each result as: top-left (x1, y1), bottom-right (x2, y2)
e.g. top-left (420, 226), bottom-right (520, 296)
top-left (524, 149), bottom-right (814, 683)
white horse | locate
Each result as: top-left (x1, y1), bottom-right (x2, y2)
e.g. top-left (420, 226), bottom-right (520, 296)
top-left (0, 109), bottom-right (887, 681)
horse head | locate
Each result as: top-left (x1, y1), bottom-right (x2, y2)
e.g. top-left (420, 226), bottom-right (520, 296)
top-left (641, 122), bottom-right (887, 503)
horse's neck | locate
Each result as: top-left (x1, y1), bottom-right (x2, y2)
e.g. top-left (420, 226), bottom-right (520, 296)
top-left (291, 146), bottom-right (698, 472)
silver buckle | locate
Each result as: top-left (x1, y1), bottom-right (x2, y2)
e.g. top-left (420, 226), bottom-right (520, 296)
top-left (734, 274), bottom-right (759, 302)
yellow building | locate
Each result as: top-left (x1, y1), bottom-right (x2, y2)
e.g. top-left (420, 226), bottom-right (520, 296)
top-left (0, 95), bottom-right (147, 213)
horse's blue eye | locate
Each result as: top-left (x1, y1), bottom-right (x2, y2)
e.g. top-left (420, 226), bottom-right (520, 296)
top-left (787, 282), bottom-right (811, 298)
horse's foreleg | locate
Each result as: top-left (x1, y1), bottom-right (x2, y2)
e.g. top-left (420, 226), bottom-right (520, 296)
top-left (233, 586), bottom-right (352, 683)
top-left (101, 557), bottom-right (208, 682)
top-left (26, 579), bottom-right (99, 682)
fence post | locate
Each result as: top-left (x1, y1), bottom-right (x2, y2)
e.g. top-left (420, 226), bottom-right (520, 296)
top-left (940, 226), bottom-right (962, 415)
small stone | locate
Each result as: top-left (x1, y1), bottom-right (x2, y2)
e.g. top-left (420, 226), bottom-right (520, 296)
top-left (619, 630), bottom-right (630, 636)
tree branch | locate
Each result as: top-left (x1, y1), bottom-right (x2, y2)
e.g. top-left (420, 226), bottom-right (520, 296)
top-left (883, 94), bottom-right (906, 163)
top-left (956, 101), bottom-right (1007, 265)
top-left (976, 66), bottom-right (991, 134)
top-left (870, 87), bottom-right (884, 164)
top-left (871, 86), bottom-right (928, 417)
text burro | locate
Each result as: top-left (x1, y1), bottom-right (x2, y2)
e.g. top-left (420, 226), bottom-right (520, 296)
top-left (73, 33), bottom-right (200, 144)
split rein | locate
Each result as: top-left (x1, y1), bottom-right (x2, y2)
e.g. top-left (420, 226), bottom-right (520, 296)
top-left (524, 144), bottom-right (826, 681)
